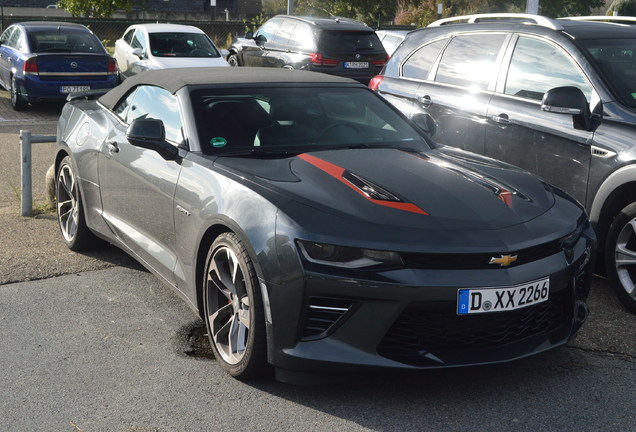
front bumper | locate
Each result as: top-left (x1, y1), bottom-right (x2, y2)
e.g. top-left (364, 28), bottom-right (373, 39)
top-left (266, 226), bottom-right (594, 375)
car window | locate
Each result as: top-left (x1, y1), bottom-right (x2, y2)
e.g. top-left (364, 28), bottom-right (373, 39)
top-left (291, 22), bottom-right (314, 50)
top-left (149, 32), bottom-right (221, 58)
top-left (125, 85), bottom-right (183, 144)
top-left (131, 29), bottom-right (146, 51)
top-left (274, 20), bottom-right (297, 46)
top-left (28, 29), bottom-right (104, 53)
top-left (191, 87), bottom-right (431, 155)
top-left (435, 33), bottom-right (507, 90)
top-left (255, 18), bottom-right (283, 43)
top-left (505, 36), bottom-right (593, 102)
top-left (7, 27), bottom-right (22, 50)
top-left (402, 38), bottom-right (448, 80)
top-left (0, 27), bottom-right (15, 46)
top-left (318, 31), bottom-right (383, 52)
top-left (123, 29), bottom-right (135, 45)
top-left (113, 88), bottom-right (137, 121)
top-left (578, 38), bottom-right (636, 107)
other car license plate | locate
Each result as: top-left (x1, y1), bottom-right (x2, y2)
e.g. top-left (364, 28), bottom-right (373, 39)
top-left (61, 85), bottom-right (90, 94)
top-left (457, 277), bottom-right (549, 315)
top-left (344, 61), bottom-right (369, 69)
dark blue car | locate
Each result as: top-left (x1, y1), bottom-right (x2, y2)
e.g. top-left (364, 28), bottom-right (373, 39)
top-left (0, 21), bottom-right (118, 110)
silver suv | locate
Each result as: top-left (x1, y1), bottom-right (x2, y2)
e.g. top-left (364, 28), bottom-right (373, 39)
top-left (371, 14), bottom-right (636, 313)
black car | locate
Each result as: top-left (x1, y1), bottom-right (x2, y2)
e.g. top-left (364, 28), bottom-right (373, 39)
top-left (227, 15), bottom-right (388, 83)
top-left (371, 13), bottom-right (636, 313)
top-left (55, 67), bottom-right (594, 382)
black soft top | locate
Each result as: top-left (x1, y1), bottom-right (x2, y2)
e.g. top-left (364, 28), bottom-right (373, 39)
top-left (99, 67), bottom-right (358, 110)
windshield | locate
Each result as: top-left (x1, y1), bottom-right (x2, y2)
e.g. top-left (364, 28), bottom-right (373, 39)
top-left (28, 30), bottom-right (104, 53)
top-left (191, 86), bottom-right (432, 156)
top-left (149, 32), bottom-right (221, 58)
top-left (579, 38), bottom-right (636, 107)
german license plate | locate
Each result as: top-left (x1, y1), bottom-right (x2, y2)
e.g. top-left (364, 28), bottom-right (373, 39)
top-left (457, 277), bottom-right (550, 315)
top-left (344, 61), bottom-right (368, 69)
top-left (61, 85), bottom-right (90, 94)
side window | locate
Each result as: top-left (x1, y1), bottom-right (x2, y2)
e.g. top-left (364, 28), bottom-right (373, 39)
top-left (123, 29), bottom-right (135, 45)
top-left (293, 23), bottom-right (315, 50)
top-left (276, 20), bottom-right (297, 46)
top-left (7, 27), bottom-right (22, 50)
top-left (504, 36), bottom-right (593, 101)
top-left (113, 88), bottom-right (137, 121)
top-left (435, 33), bottom-right (507, 90)
top-left (402, 38), bottom-right (448, 80)
top-left (125, 85), bottom-right (183, 144)
top-left (255, 19), bottom-right (282, 43)
top-left (131, 29), bottom-right (146, 52)
top-left (0, 27), bottom-right (14, 46)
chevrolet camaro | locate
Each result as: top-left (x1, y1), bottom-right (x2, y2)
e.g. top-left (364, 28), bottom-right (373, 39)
top-left (54, 68), bottom-right (595, 382)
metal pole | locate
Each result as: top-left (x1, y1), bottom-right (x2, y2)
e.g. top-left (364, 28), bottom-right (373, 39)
top-left (287, 0), bottom-right (294, 15)
top-left (20, 130), bottom-right (32, 217)
top-left (526, 0), bottom-right (539, 15)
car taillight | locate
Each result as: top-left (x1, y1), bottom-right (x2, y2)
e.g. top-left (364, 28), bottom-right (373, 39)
top-left (24, 57), bottom-right (38, 74)
top-left (107, 57), bottom-right (117, 74)
top-left (309, 53), bottom-right (338, 67)
top-left (368, 75), bottom-right (384, 91)
top-left (372, 56), bottom-right (389, 67)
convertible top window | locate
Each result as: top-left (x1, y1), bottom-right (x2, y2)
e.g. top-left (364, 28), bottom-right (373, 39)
top-left (191, 87), bottom-right (431, 155)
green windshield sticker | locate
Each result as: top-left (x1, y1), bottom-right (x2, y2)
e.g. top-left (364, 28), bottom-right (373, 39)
top-left (211, 137), bottom-right (227, 148)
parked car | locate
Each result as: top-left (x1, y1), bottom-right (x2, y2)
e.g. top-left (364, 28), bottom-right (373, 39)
top-left (0, 21), bottom-right (118, 110)
top-left (376, 29), bottom-right (410, 56)
top-left (114, 23), bottom-right (228, 80)
top-left (54, 67), bottom-right (594, 382)
top-left (226, 15), bottom-right (388, 84)
top-left (371, 13), bottom-right (636, 313)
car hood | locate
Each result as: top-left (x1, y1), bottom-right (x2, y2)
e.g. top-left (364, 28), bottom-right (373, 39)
top-left (215, 147), bottom-right (557, 233)
top-left (150, 56), bottom-right (229, 68)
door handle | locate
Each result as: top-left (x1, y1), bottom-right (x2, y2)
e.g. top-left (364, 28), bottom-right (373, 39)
top-left (418, 95), bottom-right (432, 108)
top-left (107, 141), bottom-right (119, 154)
top-left (491, 113), bottom-right (511, 126)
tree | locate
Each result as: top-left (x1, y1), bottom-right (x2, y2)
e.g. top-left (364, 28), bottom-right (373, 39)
top-left (293, 0), bottom-right (399, 26)
top-left (57, 0), bottom-right (138, 18)
top-left (487, 0), bottom-right (605, 17)
top-left (607, 0), bottom-right (636, 16)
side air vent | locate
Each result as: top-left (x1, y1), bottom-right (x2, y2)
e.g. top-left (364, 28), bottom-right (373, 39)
top-left (591, 146), bottom-right (616, 159)
top-left (301, 297), bottom-right (358, 341)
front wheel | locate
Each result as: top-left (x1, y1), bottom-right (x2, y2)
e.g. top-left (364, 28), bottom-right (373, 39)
top-left (605, 202), bottom-right (636, 313)
top-left (203, 232), bottom-right (269, 378)
top-left (227, 54), bottom-right (240, 67)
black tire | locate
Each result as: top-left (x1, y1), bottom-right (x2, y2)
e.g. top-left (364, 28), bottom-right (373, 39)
top-left (203, 232), bottom-right (269, 378)
top-left (56, 156), bottom-right (100, 251)
top-left (227, 54), bottom-right (240, 67)
top-left (605, 202), bottom-right (636, 314)
top-left (10, 75), bottom-right (27, 111)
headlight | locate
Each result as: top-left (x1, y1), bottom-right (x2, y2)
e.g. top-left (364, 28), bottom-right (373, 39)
top-left (560, 215), bottom-right (587, 262)
top-left (297, 240), bottom-right (403, 269)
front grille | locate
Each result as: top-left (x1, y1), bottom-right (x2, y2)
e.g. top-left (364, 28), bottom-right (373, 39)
top-left (400, 239), bottom-right (562, 269)
top-left (377, 288), bottom-right (572, 366)
top-left (301, 297), bottom-right (357, 340)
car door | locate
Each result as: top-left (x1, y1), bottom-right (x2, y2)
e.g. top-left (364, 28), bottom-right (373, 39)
top-left (242, 18), bottom-right (283, 67)
top-left (0, 26), bottom-right (16, 88)
top-left (98, 85), bottom-right (184, 284)
top-left (114, 28), bottom-right (135, 77)
top-left (484, 34), bottom-right (596, 205)
top-left (412, 33), bottom-right (510, 154)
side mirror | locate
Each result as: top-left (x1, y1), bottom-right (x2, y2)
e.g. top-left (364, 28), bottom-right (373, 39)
top-left (131, 47), bottom-right (144, 59)
top-left (245, 31), bottom-right (254, 39)
top-left (255, 34), bottom-right (267, 43)
top-left (126, 118), bottom-right (178, 160)
top-left (541, 86), bottom-right (593, 131)
top-left (220, 48), bottom-right (230, 58)
top-left (411, 113), bottom-right (436, 136)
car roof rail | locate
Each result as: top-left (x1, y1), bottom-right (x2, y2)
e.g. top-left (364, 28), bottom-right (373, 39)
top-left (428, 13), bottom-right (564, 30)
top-left (559, 15), bottom-right (636, 24)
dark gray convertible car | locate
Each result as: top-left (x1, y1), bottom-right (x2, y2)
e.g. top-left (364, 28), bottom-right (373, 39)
top-left (55, 68), bottom-right (595, 382)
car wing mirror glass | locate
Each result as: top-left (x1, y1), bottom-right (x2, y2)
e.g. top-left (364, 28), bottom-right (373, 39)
top-left (245, 31), bottom-right (254, 39)
top-left (126, 118), bottom-right (178, 160)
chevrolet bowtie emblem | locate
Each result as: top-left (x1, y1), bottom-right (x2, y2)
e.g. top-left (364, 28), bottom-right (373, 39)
top-left (489, 254), bottom-right (518, 267)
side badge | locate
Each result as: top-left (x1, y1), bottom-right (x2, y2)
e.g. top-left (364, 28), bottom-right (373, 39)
top-left (176, 205), bottom-right (191, 217)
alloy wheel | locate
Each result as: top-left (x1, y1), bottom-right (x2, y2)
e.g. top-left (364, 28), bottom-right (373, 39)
top-left (57, 164), bottom-right (79, 243)
top-left (206, 245), bottom-right (251, 365)
top-left (614, 217), bottom-right (636, 302)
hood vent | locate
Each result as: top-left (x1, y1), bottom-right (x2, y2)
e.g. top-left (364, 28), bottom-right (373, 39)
top-left (342, 171), bottom-right (403, 202)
